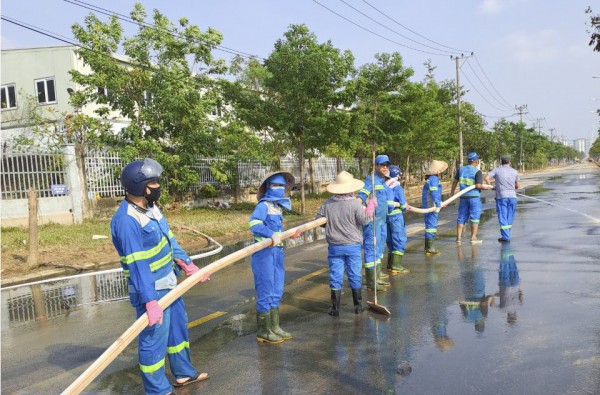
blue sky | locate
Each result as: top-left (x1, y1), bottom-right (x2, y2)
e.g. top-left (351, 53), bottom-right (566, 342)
top-left (2, 0), bottom-right (599, 141)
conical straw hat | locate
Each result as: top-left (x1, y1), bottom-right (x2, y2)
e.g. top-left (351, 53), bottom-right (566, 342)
top-left (427, 160), bottom-right (448, 175)
top-left (326, 171), bottom-right (365, 194)
top-left (257, 171), bottom-right (295, 200)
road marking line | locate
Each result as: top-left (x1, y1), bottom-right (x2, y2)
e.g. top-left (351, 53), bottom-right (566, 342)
top-left (294, 267), bottom-right (329, 283)
top-left (188, 311), bottom-right (227, 328)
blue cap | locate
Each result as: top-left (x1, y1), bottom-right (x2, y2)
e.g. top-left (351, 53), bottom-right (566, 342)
top-left (467, 152), bottom-right (479, 162)
top-left (389, 165), bottom-right (402, 178)
top-left (375, 155), bottom-right (391, 165)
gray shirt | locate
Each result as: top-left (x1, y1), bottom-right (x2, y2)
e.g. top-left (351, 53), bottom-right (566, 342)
top-left (487, 165), bottom-right (520, 198)
top-left (316, 197), bottom-right (371, 245)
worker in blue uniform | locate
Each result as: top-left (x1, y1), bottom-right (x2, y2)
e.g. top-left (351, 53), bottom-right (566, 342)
top-left (249, 171), bottom-right (301, 344)
top-left (422, 160), bottom-right (448, 254)
top-left (358, 154), bottom-right (395, 291)
top-left (450, 152), bottom-right (492, 244)
top-left (111, 158), bottom-right (209, 394)
top-left (385, 165), bottom-right (410, 275)
top-left (484, 155), bottom-right (521, 242)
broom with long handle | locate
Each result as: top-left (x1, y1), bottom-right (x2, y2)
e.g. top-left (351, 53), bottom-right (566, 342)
top-left (365, 148), bottom-right (391, 316)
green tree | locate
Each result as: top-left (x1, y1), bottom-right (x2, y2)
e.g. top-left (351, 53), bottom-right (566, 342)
top-left (70, 3), bottom-right (236, 198)
top-left (586, 7), bottom-right (600, 52)
top-left (349, 52), bottom-right (414, 176)
top-left (225, 24), bottom-right (354, 213)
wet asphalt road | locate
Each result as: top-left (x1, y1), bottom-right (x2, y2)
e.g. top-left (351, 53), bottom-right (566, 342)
top-left (2, 163), bottom-right (599, 394)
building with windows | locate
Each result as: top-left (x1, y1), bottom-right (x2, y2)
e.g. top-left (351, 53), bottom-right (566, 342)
top-left (1, 45), bottom-right (129, 148)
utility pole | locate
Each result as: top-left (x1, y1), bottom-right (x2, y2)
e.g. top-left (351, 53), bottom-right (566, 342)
top-left (549, 128), bottom-right (556, 142)
top-left (451, 53), bottom-right (473, 166)
top-left (515, 105), bottom-right (528, 172)
top-left (535, 117), bottom-right (545, 135)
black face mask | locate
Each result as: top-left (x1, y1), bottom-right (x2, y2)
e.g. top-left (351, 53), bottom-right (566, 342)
top-left (145, 186), bottom-right (162, 207)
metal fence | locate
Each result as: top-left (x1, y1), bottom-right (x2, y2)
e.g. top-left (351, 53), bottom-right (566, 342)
top-left (1, 148), bottom-right (361, 200)
top-left (1, 151), bottom-right (67, 199)
top-left (1, 269), bottom-right (129, 327)
top-left (85, 149), bottom-right (123, 197)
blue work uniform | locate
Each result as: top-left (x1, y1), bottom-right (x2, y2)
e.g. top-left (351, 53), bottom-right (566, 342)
top-left (499, 244), bottom-right (520, 322)
top-left (111, 200), bottom-right (196, 395)
top-left (358, 173), bottom-right (394, 269)
top-left (487, 165), bottom-right (520, 240)
top-left (248, 196), bottom-right (290, 313)
top-left (422, 175), bottom-right (443, 240)
top-left (459, 252), bottom-right (487, 333)
top-left (455, 165), bottom-right (483, 225)
top-left (386, 179), bottom-right (408, 258)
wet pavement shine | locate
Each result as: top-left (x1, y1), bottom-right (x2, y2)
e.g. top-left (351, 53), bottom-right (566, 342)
top-left (2, 163), bottom-right (599, 394)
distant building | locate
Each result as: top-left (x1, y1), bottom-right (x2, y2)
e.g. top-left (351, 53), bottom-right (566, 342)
top-left (572, 138), bottom-right (592, 157)
top-left (1, 45), bottom-right (130, 149)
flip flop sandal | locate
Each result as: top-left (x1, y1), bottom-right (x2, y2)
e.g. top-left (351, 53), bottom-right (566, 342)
top-left (173, 372), bottom-right (209, 388)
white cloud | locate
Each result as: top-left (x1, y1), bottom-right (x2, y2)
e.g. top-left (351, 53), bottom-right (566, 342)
top-left (501, 29), bottom-right (562, 63)
top-left (479, 0), bottom-right (503, 14)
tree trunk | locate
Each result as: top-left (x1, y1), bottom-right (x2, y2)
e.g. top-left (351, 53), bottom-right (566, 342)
top-left (336, 156), bottom-right (342, 173)
top-left (26, 187), bottom-right (39, 271)
top-left (309, 157), bottom-right (315, 194)
top-left (234, 160), bottom-right (240, 204)
top-left (358, 157), bottom-right (364, 178)
top-left (74, 142), bottom-right (91, 217)
top-left (298, 140), bottom-right (306, 215)
top-left (403, 155), bottom-right (411, 188)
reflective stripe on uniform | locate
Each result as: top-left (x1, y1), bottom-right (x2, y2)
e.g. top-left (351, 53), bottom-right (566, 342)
top-left (248, 219), bottom-right (263, 228)
top-left (140, 357), bottom-right (165, 374)
top-left (167, 341), bottom-right (190, 354)
top-left (120, 236), bottom-right (169, 265)
top-left (459, 177), bottom-right (475, 186)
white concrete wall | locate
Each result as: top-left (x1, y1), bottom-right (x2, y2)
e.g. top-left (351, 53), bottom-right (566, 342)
top-left (1, 196), bottom-right (73, 227)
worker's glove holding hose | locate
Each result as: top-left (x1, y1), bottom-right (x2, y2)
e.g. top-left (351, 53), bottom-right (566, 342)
top-left (145, 300), bottom-right (163, 327)
top-left (271, 232), bottom-right (282, 246)
top-left (175, 258), bottom-right (200, 276)
top-left (365, 197), bottom-right (378, 217)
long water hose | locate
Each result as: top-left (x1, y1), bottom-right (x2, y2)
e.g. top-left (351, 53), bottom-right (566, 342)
top-left (516, 192), bottom-right (600, 223)
top-left (61, 218), bottom-right (327, 395)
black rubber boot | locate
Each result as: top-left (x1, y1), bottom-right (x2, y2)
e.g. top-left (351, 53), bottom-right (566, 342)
top-left (424, 238), bottom-right (440, 255)
top-left (270, 307), bottom-right (292, 340)
top-left (352, 288), bottom-right (364, 314)
top-left (256, 312), bottom-right (284, 344)
top-left (328, 290), bottom-right (342, 316)
top-left (388, 253), bottom-right (410, 275)
top-left (366, 269), bottom-right (388, 291)
top-left (376, 263), bottom-right (391, 286)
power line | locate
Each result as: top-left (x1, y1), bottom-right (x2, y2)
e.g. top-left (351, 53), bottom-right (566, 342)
top-left (464, 58), bottom-right (513, 111)
top-left (472, 55), bottom-right (513, 108)
top-left (460, 67), bottom-right (513, 113)
top-left (311, 0), bottom-right (451, 56)
top-left (64, 0), bottom-right (265, 61)
top-left (360, 0), bottom-right (471, 53)
top-left (337, 0), bottom-right (458, 55)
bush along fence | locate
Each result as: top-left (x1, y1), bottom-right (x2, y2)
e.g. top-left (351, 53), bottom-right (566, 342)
top-left (0, 146), bottom-right (366, 224)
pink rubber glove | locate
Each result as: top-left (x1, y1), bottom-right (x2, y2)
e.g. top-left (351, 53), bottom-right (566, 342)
top-left (365, 197), bottom-right (378, 217)
top-left (175, 258), bottom-right (200, 276)
top-left (145, 300), bottom-right (163, 327)
top-left (290, 229), bottom-right (302, 239)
